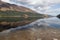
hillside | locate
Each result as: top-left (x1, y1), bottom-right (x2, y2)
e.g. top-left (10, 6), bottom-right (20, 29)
top-left (0, 0), bottom-right (45, 17)
top-left (0, 0), bottom-right (35, 12)
top-left (0, 0), bottom-right (46, 18)
top-left (0, 11), bottom-right (44, 17)
top-left (57, 14), bottom-right (60, 18)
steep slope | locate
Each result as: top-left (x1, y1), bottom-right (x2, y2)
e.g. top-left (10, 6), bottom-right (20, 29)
top-left (0, 0), bottom-right (45, 17)
top-left (0, 0), bottom-right (35, 12)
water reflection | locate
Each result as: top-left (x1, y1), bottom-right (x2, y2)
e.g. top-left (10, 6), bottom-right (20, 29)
top-left (0, 17), bottom-right (60, 32)
top-left (8, 17), bottom-right (60, 32)
top-left (0, 17), bottom-right (43, 31)
top-left (30, 17), bottom-right (60, 29)
top-left (27, 17), bottom-right (59, 27)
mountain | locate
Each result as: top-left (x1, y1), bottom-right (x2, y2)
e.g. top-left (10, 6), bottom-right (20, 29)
top-left (57, 14), bottom-right (60, 18)
top-left (0, 0), bottom-right (35, 12)
top-left (0, 0), bottom-right (45, 17)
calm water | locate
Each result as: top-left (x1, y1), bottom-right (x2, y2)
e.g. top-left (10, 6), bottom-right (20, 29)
top-left (7, 17), bottom-right (60, 31)
top-left (0, 17), bottom-right (60, 31)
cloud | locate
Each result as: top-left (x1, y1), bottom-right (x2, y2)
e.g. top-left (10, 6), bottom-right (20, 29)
top-left (45, 8), bottom-right (60, 16)
top-left (1, 0), bottom-right (16, 4)
top-left (1, 0), bottom-right (10, 3)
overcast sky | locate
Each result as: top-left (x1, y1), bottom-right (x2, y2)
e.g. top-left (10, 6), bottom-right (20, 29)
top-left (1, 0), bottom-right (60, 16)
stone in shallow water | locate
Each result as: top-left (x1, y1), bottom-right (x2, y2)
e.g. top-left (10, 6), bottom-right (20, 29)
top-left (37, 38), bottom-right (41, 40)
top-left (53, 38), bottom-right (58, 40)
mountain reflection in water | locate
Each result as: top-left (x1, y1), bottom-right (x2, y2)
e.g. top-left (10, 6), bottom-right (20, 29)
top-left (0, 17), bottom-right (60, 32)
top-left (0, 17), bottom-right (43, 31)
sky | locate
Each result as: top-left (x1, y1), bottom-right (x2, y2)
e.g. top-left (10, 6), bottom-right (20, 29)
top-left (1, 0), bottom-right (60, 16)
